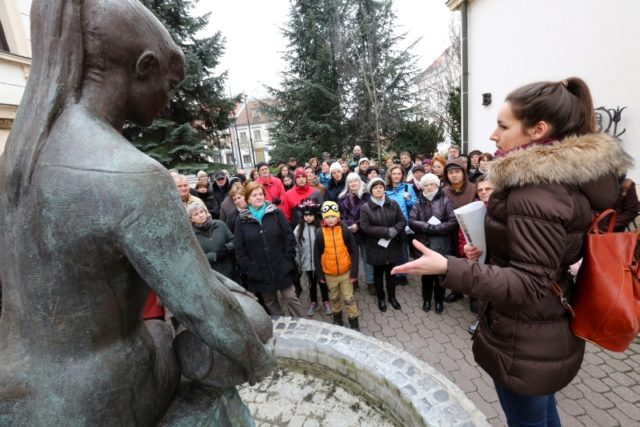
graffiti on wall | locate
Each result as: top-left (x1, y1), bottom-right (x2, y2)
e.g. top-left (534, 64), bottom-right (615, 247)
top-left (595, 106), bottom-right (626, 140)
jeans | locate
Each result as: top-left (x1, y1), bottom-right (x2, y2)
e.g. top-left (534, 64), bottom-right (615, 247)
top-left (358, 242), bottom-right (374, 284)
top-left (494, 382), bottom-right (561, 427)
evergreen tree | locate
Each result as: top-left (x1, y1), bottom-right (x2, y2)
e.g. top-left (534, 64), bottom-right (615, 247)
top-left (345, 0), bottom-right (418, 161)
top-left (447, 85), bottom-right (462, 147)
top-left (390, 120), bottom-right (443, 159)
top-left (122, 0), bottom-right (236, 172)
top-left (267, 0), bottom-right (346, 163)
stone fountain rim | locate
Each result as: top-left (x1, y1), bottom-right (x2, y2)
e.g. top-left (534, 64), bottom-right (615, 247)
top-left (270, 316), bottom-right (489, 427)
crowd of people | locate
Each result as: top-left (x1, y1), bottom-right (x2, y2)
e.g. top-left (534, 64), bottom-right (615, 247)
top-left (161, 143), bottom-right (499, 330)
top-left (154, 77), bottom-right (637, 427)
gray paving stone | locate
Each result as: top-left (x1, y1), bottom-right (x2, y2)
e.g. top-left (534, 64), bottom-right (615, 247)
top-left (291, 272), bottom-right (640, 426)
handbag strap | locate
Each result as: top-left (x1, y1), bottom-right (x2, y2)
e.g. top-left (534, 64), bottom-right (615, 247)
top-left (589, 209), bottom-right (617, 234)
top-left (551, 281), bottom-right (576, 318)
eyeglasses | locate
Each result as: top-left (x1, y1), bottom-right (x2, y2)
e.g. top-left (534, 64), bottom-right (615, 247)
top-left (321, 204), bottom-right (340, 213)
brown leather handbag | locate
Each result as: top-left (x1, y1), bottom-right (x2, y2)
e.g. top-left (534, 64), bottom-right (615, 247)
top-left (563, 209), bottom-right (640, 352)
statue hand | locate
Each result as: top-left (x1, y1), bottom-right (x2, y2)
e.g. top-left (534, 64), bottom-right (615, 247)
top-left (246, 338), bottom-right (276, 386)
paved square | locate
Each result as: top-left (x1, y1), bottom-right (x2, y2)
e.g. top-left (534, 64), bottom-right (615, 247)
top-left (301, 274), bottom-right (640, 426)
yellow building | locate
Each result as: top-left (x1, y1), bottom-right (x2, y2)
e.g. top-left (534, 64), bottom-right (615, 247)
top-left (0, 0), bottom-right (31, 154)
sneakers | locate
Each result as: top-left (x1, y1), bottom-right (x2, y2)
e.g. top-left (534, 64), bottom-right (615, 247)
top-left (323, 301), bottom-right (332, 315)
top-left (468, 320), bottom-right (480, 335)
top-left (306, 302), bottom-right (318, 317)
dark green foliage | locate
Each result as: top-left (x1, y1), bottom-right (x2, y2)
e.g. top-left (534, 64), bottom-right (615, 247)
top-left (266, 0), bottom-right (346, 163)
top-left (122, 0), bottom-right (237, 172)
top-left (270, 0), bottom-right (420, 163)
top-left (447, 85), bottom-right (461, 147)
top-left (390, 120), bottom-right (443, 158)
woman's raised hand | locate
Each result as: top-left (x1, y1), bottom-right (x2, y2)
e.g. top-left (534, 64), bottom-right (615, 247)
top-left (391, 239), bottom-right (448, 276)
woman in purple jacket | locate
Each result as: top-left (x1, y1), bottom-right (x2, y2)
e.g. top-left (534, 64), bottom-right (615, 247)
top-left (339, 173), bottom-right (373, 293)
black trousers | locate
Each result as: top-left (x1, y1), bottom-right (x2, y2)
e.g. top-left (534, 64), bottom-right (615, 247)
top-left (306, 271), bottom-right (329, 303)
top-left (421, 274), bottom-right (445, 303)
top-left (373, 264), bottom-right (396, 301)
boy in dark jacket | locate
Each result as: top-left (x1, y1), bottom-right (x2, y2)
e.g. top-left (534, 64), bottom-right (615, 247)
top-left (314, 201), bottom-right (360, 330)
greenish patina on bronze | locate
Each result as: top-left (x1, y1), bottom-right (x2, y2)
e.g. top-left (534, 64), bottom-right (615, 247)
top-left (0, 1), bottom-right (275, 425)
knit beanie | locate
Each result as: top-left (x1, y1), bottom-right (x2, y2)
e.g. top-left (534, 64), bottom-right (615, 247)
top-left (256, 161), bottom-right (269, 171)
top-left (321, 201), bottom-right (340, 219)
top-left (294, 167), bottom-right (307, 179)
top-left (196, 170), bottom-right (208, 178)
top-left (367, 177), bottom-right (385, 193)
top-left (420, 173), bottom-right (440, 188)
top-left (329, 162), bottom-right (342, 174)
top-left (357, 157), bottom-right (370, 166)
top-left (298, 198), bottom-right (320, 216)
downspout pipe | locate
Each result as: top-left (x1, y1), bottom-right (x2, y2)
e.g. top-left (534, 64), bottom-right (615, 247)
top-left (460, 0), bottom-right (469, 154)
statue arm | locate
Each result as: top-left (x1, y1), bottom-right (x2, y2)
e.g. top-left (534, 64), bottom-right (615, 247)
top-left (118, 185), bottom-right (272, 383)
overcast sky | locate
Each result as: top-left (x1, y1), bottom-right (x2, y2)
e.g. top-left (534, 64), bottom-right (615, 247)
top-left (196, 1), bottom-right (455, 99)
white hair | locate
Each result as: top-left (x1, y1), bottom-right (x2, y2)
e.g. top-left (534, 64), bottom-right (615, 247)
top-left (339, 172), bottom-right (366, 199)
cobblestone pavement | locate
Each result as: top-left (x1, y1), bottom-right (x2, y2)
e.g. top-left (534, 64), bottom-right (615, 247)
top-left (301, 275), bottom-right (640, 427)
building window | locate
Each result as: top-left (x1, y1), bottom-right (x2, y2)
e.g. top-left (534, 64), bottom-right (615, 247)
top-left (251, 109), bottom-right (260, 119)
top-left (242, 154), bottom-right (252, 165)
top-left (253, 130), bottom-right (262, 141)
top-left (0, 22), bottom-right (10, 52)
top-left (238, 131), bottom-right (247, 143)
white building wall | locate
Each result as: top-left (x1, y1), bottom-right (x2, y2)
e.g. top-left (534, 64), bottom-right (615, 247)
top-left (466, 0), bottom-right (640, 180)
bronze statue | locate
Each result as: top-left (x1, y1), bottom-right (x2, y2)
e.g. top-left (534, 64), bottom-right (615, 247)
top-left (0, 0), bottom-right (274, 425)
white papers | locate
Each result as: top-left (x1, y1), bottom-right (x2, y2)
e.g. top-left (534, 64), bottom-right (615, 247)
top-left (378, 238), bottom-right (391, 248)
top-left (427, 215), bottom-right (441, 225)
top-left (453, 201), bottom-right (487, 264)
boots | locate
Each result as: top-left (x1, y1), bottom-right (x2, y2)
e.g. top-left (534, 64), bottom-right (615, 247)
top-left (444, 291), bottom-right (463, 303)
top-left (333, 312), bottom-right (344, 326)
top-left (422, 300), bottom-right (432, 312)
top-left (377, 298), bottom-right (387, 312)
top-left (348, 317), bottom-right (360, 332)
top-left (388, 297), bottom-right (401, 310)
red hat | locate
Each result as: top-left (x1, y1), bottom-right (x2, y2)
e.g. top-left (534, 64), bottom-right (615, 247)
top-left (294, 167), bottom-right (307, 179)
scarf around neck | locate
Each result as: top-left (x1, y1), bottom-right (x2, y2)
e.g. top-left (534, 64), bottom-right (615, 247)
top-left (249, 203), bottom-right (267, 223)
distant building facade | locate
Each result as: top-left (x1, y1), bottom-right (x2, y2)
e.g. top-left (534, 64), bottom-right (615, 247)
top-left (0, 0), bottom-right (31, 154)
top-left (225, 99), bottom-right (277, 169)
top-left (447, 0), bottom-right (640, 179)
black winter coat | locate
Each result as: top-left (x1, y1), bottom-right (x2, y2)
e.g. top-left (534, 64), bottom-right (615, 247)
top-left (195, 190), bottom-right (220, 219)
top-left (233, 203), bottom-right (297, 294)
top-left (360, 197), bottom-right (406, 265)
top-left (409, 190), bottom-right (457, 257)
top-left (326, 178), bottom-right (346, 202)
top-left (192, 220), bottom-right (234, 279)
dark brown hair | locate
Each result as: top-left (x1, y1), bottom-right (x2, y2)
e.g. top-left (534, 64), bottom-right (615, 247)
top-left (505, 77), bottom-right (595, 139)
top-left (479, 153), bottom-right (494, 162)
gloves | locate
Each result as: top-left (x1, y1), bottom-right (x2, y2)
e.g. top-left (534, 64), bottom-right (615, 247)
top-left (215, 250), bottom-right (227, 260)
top-left (426, 224), bottom-right (436, 234)
top-left (387, 227), bottom-right (398, 239)
top-left (272, 198), bottom-right (282, 205)
top-left (404, 225), bottom-right (414, 235)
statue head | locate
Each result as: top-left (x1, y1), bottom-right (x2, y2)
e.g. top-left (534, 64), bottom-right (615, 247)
top-left (1, 0), bottom-right (185, 202)
top-left (82, 0), bottom-right (185, 126)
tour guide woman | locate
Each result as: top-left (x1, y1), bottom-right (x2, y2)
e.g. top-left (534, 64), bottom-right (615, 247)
top-left (392, 77), bottom-right (632, 426)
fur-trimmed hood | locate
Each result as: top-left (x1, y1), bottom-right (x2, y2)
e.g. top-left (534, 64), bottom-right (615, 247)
top-left (488, 133), bottom-right (632, 191)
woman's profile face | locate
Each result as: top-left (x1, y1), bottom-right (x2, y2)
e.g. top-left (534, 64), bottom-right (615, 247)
top-left (348, 178), bottom-right (361, 193)
top-left (431, 161), bottom-right (444, 177)
top-left (190, 207), bottom-right (208, 225)
top-left (490, 102), bottom-right (533, 152)
top-left (390, 168), bottom-right (403, 185)
top-left (248, 188), bottom-right (265, 208)
top-left (232, 193), bottom-right (247, 209)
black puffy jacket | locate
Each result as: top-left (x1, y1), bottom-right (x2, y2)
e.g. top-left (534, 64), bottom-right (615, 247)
top-left (360, 197), bottom-right (406, 265)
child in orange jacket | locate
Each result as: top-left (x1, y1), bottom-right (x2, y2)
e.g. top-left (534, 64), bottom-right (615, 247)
top-left (314, 201), bottom-right (360, 330)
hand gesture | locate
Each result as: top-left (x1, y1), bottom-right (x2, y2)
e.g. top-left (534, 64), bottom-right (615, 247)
top-left (391, 239), bottom-right (448, 276)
